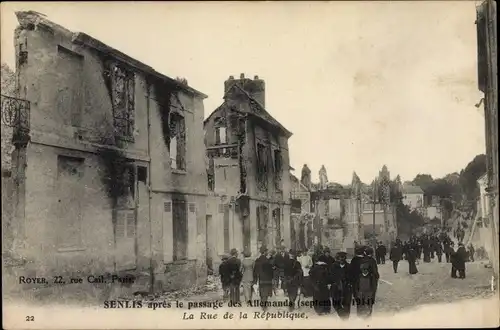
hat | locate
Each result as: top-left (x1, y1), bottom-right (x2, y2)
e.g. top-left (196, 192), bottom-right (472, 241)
top-left (221, 254), bottom-right (229, 261)
top-left (355, 246), bottom-right (365, 255)
top-left (324, 247), bottom-right (331, 253)
top-left (230, 248), bottom-right (238, 256)
top-left (289, 249), bottom-right (297, 256)
top-left (335, 251), bottom-right (347, 258)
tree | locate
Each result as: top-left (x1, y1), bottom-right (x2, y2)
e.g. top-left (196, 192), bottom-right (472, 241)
top-left (458, 154), bottom-right (486, 205)
top-left (412, 174), bottom-right (435, 193)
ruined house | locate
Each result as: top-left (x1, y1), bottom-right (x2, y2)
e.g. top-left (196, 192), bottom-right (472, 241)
top-left (361, 166), bottom-right (397, 246)
top-left (204, 74), bottom-right (293, 261)
top-left (304, 166), bottom-right (364, 256)
top-left (290, 173), bottom-right (314, 252)
top-left (5, 11), bottom-right (208, 293)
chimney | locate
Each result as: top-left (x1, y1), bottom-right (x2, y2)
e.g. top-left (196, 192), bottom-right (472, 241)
top-left (224, 74), bottom-right (266, 108)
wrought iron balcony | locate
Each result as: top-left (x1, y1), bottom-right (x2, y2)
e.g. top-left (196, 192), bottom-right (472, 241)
top-left (1, 94), bottom-right (31, 147)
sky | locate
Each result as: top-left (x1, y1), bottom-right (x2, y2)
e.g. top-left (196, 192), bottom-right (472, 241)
top-left (0, 1), bottom-right (486, 185)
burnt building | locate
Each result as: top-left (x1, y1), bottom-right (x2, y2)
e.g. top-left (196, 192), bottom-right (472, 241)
top-left (204, 74), bottom-right (293, 262)
top-left (3, 11), bottom-right (209, 296)
top-left (476, 0), bottom-right (498, 286)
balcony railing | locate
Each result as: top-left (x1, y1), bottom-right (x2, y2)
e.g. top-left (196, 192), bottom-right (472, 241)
top-left (1, 94), bottom-right (30, 146)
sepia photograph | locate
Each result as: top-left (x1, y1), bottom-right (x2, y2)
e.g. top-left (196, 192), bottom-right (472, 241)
top-left (1, 1), bottom-right (499, 329)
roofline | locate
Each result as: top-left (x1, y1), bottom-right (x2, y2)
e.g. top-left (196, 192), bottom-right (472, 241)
top-left (72, 32), bottom-right (208, 99)
top-left (203, 103), bottom-right (225, 125)
top-left (403, 190), bottom-right (424, 194)
top-left (15, 11), bottom-right (207, 99)
top-left (228, 83), bottom-right (293, 138)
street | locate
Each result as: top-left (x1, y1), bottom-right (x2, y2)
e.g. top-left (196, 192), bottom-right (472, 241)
top-left (167, 259), bottom-right (495, 318)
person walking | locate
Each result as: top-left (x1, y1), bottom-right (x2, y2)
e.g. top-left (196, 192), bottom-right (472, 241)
top-left (330, 251), bottom-right (352, 320)
top-left (379, 242), bottom-right (387, 264)
top-left (284, 249), bottom-right (303, 311)
top-left (297, 250), bottom-right (313, 298)
top-left (352, 249), bottom-right (379, 318)
top-left (309, 255), bottom-right (332, 315)
top-left (240, 251), bottom-right (255, 304)
top-left (390, 242), bottom-right (403, 273)
top-left (468, 244), bottom-right (475, 262)
top-left (455, 243), bottom-right (468, 279)
top-left (219, 255), bottom-right (230, 301)
top-left (450, 242), bottom-right (458, 278)
top-left (253, 247), bottom-right (274, 311)
top-left (435, 241), bottom-right (443, 263)
top-left (407, 245), bottom-right (418, 275)
top-left (226, 248), bottom-right (242, 305)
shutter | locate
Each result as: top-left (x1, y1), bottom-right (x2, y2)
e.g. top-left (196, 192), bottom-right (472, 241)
top-left (162, 200), bottom-right (173, 263)
top-left (164, 202), bottom-right (171, 213)
top-left (187, 202), bottom-right (197, 258)
top-left (116, 211), bottom-right (126, 238)
top-left (223, 205), bottom-right (230, 253)
top-left (126, 211), bottom-right (136, 238)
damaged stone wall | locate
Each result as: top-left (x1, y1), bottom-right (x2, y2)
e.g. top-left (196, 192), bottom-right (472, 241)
top-left (10, 12), bottom-right (208, 295)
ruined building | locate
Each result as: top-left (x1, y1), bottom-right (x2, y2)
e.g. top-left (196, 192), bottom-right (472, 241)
top-left (361, 166), bottom-right (397, 246)
top-left (300, 166), bottom-right (364, 256)
top-left (290, 173), bottom-right (314, 252)
top-left (476, 0), bottom-right (498, 286)
top-left (204, 74), bottom-right (293, 261)
top-left (4, 11), bottom-right (208, 294)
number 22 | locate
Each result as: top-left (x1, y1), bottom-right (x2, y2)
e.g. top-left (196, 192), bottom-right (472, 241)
top-left (26, 316), bottom-right (34, 321)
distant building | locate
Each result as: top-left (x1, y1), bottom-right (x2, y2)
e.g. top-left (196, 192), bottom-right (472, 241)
top-left (402, 184), bottom-right (425, 210)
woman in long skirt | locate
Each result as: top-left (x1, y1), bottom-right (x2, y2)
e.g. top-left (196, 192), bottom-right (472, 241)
top-left (407, 247), bottom-right (418, 275)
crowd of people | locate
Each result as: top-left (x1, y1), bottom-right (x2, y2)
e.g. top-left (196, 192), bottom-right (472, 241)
top-left (217, 231), bottom-right (483, 320)
top-left (385, 232), bottom-right (478, 279)
top-left (218, 244), bottom-right (380, 319)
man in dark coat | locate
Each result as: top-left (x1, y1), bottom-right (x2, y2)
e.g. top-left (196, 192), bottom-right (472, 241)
top-left (453, 243), bottom-right (468, 279)
top-left (253, 246), bottom-right (274, 311)
top-left (390, 242), bottom-right (403, 273)
top-left (226, 248), bottom-right (242, 304)
top-left (284, 249), bottom-right (303, 311)
top-left (219, 255), bottom-right (230, 301)
top-left (450, 242), bottom-right (458, 278)
top-left (349, 246), bottom-right (367, 282)
top-left (379, 243), bottom-right (387, 264)
top-left (309, 255), bottom-right (332, 315)
top-left (375, 242), bottom-right (382, 264)
top-left (273, 247), bottom-right (288, 294)
top-left (444, 240), bottom-right (453, 263)
top-left (468, 244), bottom-right (475, 262)
top-left (330, 251), bottom-right (352, 319)
top-left (435, 241), bottom-right (444, 263)
top-left (352, 248), bottom-right (379, 318)
top-left (422, 236), bottom-right (431, 263)
top-left (323, 247), bottom-right (336, 267)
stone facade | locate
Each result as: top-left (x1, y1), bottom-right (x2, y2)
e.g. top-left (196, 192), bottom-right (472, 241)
top-left (290, 173), bottom-right (314, 252)
top-left (204, 74), bottom-right (293, 263)
top-left (477, 0), bottom-right (498, 285)
top-left (5, 11), bottom-right (208, 294)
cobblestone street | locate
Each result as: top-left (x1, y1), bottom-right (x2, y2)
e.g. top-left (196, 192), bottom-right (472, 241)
top-left (159, 259), bottom-right (495, 320)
